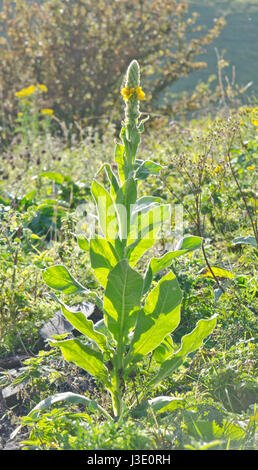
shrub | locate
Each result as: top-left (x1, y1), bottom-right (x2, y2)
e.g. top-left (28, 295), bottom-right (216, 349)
top-left (0, 0), bottom-right (225, 140)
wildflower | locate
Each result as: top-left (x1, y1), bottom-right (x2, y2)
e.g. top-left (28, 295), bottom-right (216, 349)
top-left (121, 86), bottom-right (146, 101)
top-left (212, 165), bottom-right (223, 175)
top-left (122, 60), bottom-right (145, 127)
top-left (251, 107), bottom-right (258, 127)
top-left (38, 84), bottom-right (48, 93)
top-left (41, 108), bottom-right (54, 116)
top-left (15, 85), bottom-right (37, 98)
top-left (135, 86), bottom-right (145, 100)
top-left (121, 87), bottom-right (134, 101)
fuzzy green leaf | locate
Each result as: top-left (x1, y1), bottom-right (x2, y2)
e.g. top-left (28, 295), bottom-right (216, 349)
top-left (148, 396), bottom-right (184, 414)
top-left (232, 235), bottom-right (257, 248)
top-left (104, 259), bottom-right (143, 343)
top-left (42, 265), bottom-right (86, 294)
top-left (143, 235), bottom-right (203, 294)
top-left (91, 180), bottom-right (119, 242)
top-left (97, 163), bottom-right (120, 200)
top-left (90, 237), bottom-right (120, 288)
top-left (153, 334), bottom-right (174, 364)
top-left (126, 272), bottom-right (181, 364)
top-left (176, 235), bottom-right (203, 251)
top-left (148, 315), bottom-right (217, 387)
top-left (60, 303), bottom-right (107, 352)
top-left (116, 177), bottom-right (137, 239)
top-left (49, 338), bottom-right (110, 387)
top-left (77, 234), bottom-right (90, 251)
top-left (127, 204), bottom-right (171, 266)
top-left (135, 159), bottom-right (163, 180)
top-left (115, 142), bottom-right (127, 184)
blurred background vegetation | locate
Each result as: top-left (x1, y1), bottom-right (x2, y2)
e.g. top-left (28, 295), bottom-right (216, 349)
top-left (0, 0), bottom-right (257, 145)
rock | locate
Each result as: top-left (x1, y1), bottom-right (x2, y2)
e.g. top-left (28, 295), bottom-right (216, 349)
top-left (2, 383), bottom-right (25, 408)
top-left (0, 354), bottom-right (30, 370)
top-left (39, 301), bottom-right (103, 341)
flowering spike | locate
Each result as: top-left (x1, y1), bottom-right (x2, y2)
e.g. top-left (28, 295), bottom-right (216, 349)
top-left (122, 60), bottom-right (145, 128)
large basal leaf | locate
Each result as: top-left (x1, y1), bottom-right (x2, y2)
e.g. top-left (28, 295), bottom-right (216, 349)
top-left (148, 315), bottom-right (217, 388)
top-left (126, 272), bottom-right (182, 364)
top-left (90, 237), bottom-right (120, 288)
top-left (185, 419), bottom-right (246, 442)
top-left (42, 265), bottom-right (86, 295)
top-left (104, 259), bottom-right (143, 343)
top-left (91, 180), bottom-right (119, 242)
top-left (49, 338), bottom-right (111, 388)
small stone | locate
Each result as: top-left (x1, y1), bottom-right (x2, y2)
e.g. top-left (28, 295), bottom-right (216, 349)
top-left (2, 383), bottom-right (25, 408)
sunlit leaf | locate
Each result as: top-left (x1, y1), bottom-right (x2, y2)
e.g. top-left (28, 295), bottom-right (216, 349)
top-left (42, 265), bottom-right (86, 294)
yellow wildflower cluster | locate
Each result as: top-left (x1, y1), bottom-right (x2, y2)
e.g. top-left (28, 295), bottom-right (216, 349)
top-left (212, 165), bottom-right (223, 175)
top-left (41, 108), bottom-right (54, 116)
top-left (121, 86), bottom-right (145, 101)
top-left (251, 107), bottom-right (258, 127)
top-left (15, 84), bottom-right (48, 98)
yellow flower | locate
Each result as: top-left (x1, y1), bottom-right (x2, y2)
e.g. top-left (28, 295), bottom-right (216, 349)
top-left (135, 86), bottom-right (146, 100)
top-left (251, 107), bottom-right (258, 127)
top-left (121, 86), bottom-right (146, 101)
top-left (121, 87), bottom-right (134, 100)
top-left (41, 108), bottom-right (54, 116)
top-left (38, 84), bottom-right (48, 93)
top-left (15, 85), bottom-right (37, 98)
top-left (212, 165), bottom-right (223, 175)
top-left (17, 112), bottom-right (23, 117)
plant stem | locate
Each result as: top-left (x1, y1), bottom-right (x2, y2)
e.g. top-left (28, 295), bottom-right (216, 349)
top-left (201, 242), bottom-right (225, 293)
top-left (227, 144), bottom-right (258, 245)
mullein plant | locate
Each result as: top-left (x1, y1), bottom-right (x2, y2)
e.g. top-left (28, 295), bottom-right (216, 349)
top-left (12, 61), bottom-right (217, 433)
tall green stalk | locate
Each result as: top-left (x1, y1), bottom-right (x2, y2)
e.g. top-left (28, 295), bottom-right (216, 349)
top-left (24, 60), bottom-right (217, 423)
